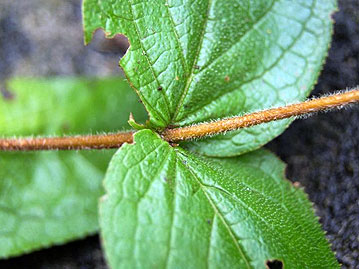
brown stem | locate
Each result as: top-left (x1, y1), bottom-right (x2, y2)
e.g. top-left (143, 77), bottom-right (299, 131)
top-left (162, 89), bottom-right (359, 141)
top-left (0, 89), bottom-right (358, 151)
top-left (0, 132), bottom-right (134, 151)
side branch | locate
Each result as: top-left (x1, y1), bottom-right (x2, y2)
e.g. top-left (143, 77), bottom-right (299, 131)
top-left (0, 89), bottom-right (358, 151)
top-left (161, 89), bottom-right (359, 141)
top-left (0, 132), bottom-right (134, 151)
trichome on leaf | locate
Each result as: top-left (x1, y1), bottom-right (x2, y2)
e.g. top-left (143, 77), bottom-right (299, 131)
top-left (1, 0), bottom-right (357, 268)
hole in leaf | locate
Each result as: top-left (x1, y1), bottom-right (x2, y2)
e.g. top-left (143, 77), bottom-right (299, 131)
top-left (90, 29), bottom-right (129, 56)
top-left (266, 259), bottom-right (283, 269)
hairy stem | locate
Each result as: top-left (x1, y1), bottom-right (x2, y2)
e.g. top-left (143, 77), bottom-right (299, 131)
top-left (0, 132), bottom-right (134, 151)
top-left (162, 89), bottom-right (359, 141)
top-left (0, 90), bottom-right (358, 151)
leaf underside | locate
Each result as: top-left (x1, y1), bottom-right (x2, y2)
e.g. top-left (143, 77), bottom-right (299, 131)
top-left (0, 77), bottom-right (147, 258)
top-left (83, 0), bottom-right (336, 156)
top-left (100, 130), bottom-right (338, 269)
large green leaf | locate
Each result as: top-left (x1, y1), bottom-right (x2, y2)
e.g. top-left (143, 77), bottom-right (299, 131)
top-left (0, 77), bottom-right (146, 136)
top-left (100, 130), bottom-right (338, 268)
top-left (83, 0), bottom-right (336, 156)
top-left (0, 77), bottom-right (147, 258)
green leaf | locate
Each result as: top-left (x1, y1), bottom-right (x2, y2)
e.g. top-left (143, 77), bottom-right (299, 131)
top-left (0, 77), bottom-right (146, 136)
top-left (83, 0), bottom-right (336, 156)
top-left (0, 77), bottom-right (147, 258)
top-left (100, 130), bottom-right (338, 268)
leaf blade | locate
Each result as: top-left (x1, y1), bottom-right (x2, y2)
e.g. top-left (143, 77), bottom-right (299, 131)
top-left (0, 77), bottom-right (147, 257)
top-left (83, 0), bottom-right (336, 156)
top-left (0, 150), bottom-right (111, 257)
top-left (100, 130), bottom-right (338, 268)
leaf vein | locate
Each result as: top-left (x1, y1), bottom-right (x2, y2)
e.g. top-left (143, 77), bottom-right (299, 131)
top-left (133, 148), bottom-right (172, 264)
top-left (206, 213), bottom-right (216, 268)
top-left (180, 1), bottom-right (316, 122)
top-left (165, 1), bottom-right (188, 71)
top-left (126, 0), bottom-right (171, 122)
top-left (196, 0), bottom-right (278, 76)
top-left (178, 154), bottom-right (252, 268)
top-left (164, 155), bottom-right (177, 269)
top-left (171, 0), bottom-right (213, 123)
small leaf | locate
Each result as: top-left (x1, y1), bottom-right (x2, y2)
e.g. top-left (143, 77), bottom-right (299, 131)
top-left (83, 0), bottom-right (336, 156)
top-left (100, 130), bottom-right (338, 268)
top-left (0, 77), bottom-right (147, 258)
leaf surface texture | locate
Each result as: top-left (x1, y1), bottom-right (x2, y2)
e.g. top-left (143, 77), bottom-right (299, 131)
top-left (83, 0), bottom-right (336, 156)
top-left (100, 130), bottom-right (338, 268)
top-left (0, 77), bottom-right (147, 257)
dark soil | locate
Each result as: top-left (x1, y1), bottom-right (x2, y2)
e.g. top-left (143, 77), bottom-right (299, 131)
top-left (0, 0), bottom-right (358, 268)
top-left (268, 1), bottom-right (359, 267)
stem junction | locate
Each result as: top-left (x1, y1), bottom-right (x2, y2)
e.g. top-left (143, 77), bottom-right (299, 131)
top-left (1, 89), bottom-right (358, 151)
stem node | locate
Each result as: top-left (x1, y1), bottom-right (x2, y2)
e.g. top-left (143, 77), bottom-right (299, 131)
top-left (1, 89), bottom-right (358, 151)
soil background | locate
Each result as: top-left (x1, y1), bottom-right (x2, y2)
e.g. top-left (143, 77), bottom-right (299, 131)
top-left (0, 0), bottom-right (358, 268)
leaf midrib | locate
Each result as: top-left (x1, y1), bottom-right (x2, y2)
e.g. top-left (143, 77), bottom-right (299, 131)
top-left (126, 0), bottom-right (171, 124)
top-left (171, 0), bottom-right (213, 124)
top-left (179, 150), bottom-right (326, 268)
top-left (171, 0), bottom-right (277, 124)
top-left (176, 152), bottom-right (252, 268)
top-left (179, 0), bottom-right (315, 123)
